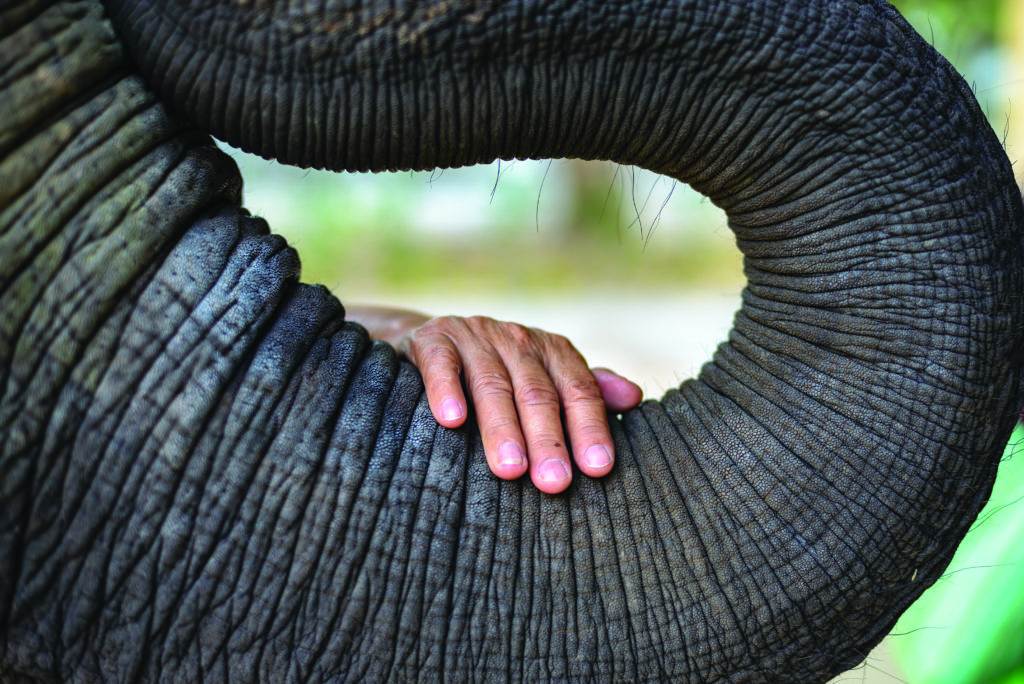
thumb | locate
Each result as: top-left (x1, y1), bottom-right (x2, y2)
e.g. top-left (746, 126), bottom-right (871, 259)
top-left (591, 367), bottom-right (643, 413)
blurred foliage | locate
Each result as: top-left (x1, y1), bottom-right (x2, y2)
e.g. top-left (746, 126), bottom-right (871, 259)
top-left (892, 0), bottom-right (1017, 135)
top-left (232, 154), bottom-right (742, 296)
top-left (889, 425), bottom-right (1024, 684)
top-left (894, 0), bottom-right (1003, 51)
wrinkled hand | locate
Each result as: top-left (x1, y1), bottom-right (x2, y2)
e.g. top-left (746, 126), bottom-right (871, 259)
top-left (393, 315), bottom-right (643, 494)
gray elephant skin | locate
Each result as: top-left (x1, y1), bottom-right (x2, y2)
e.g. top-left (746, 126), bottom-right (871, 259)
top-left (1, 0), bottom-right (1022, 681)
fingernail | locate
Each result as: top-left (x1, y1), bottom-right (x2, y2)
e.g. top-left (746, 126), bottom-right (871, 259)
top-left (584, 445), bottom-right (612, 469)
top-left (497, 441), bottom-right (526, 469)
top-left (537, 458), bottom-right (571, 485)
top-left (441, 397), bottom-right (463, 422)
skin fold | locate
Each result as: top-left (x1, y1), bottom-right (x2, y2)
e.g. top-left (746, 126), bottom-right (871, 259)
top-left (1, 0), bottom-right (1022, 682)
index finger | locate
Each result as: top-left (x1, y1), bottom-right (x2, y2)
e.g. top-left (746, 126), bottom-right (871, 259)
top-left (407, 332), bottom-right (468, 429)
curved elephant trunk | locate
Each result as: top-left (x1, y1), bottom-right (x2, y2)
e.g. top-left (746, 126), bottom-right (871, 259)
top-left (1, 0), bottom-right (1021, 680)
top-left (109, 0), bottom-right (1024, 606)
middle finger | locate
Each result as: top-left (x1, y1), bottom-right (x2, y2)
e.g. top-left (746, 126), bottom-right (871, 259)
top-left (506, 353), bottom-right (574, 494)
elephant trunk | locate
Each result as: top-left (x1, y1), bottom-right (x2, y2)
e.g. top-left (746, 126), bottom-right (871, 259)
top-left (101, 0), bottom-right (1024, 678)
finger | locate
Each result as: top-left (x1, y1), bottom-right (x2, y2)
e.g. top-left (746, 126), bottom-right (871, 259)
top-left (591, 367), bottom-right (644, 412)
top-left (408, 332), bottom-right (467, 428)
top-left (460, 345), bottom-right (528, 480)
top-left (506, 354), bottom-right (573, 494)
top-left (547, 355), bottom-right (616, 479)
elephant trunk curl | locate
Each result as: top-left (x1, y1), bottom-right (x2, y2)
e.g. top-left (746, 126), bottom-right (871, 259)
top-left (107, 0), bottom-right (1024, 656)
top-left (0, 0), bottom-right (1021, 680)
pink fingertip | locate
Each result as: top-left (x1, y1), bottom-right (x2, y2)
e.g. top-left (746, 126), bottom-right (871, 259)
top-left (440, 397), bottom-right (464, 423)
top-left (535, 458), bottom-right (572, 492)
top-left (495, 441), bottom-right (526, 475)
top-left (583, 444), bottom-right (613, 470)
top-left (592, 368), bottom-right (643, 411)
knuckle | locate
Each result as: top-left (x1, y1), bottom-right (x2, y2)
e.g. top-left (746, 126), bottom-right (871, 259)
top-left (502, 322), bottom-right (534, 346)
top-left (429, 315), bottom-right (461, 335)
top-left (548, 333), bottom-right (576, 354)
top-left (516, 380), bottom-right (560, 408)
top-left (563, 377), bottom-right (603, 405)
top-left (465, 315), bottom-right (494, 333)
top-left (470, 371), bottom-right (512, 399)
top-left (572, 419), bottom-right (610, 438)
top-left (413, 318), bottom-right (439, 335)
top-left (421, 342), bottom-right (454, 362)
top-left (482, 414), bottom-right (520, 434)
top-left (422, 342), bottom-right (458, 366)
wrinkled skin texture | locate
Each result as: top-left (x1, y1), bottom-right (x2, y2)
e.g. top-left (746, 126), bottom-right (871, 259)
top-left (1, 0), bottom-right (1023, 681)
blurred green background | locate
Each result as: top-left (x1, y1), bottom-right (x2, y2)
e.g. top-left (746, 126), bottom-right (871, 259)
top-left (223, 2), bottom-right (1024, 681)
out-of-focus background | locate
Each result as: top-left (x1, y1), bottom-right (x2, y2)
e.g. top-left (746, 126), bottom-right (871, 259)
top-left (222, 2), bottom-right (1024, 682)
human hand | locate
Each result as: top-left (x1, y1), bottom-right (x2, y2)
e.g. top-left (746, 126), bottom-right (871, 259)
top-left (394, 315), bottom-right (643, 494)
